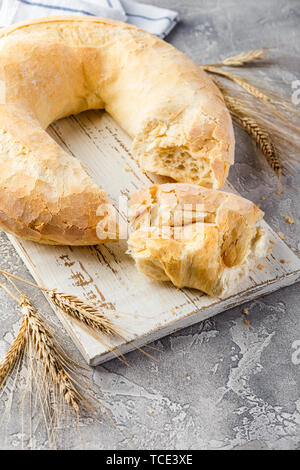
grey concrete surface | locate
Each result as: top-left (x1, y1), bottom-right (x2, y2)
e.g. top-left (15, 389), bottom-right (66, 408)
top-left (0, 0), bottom-right (300, 450)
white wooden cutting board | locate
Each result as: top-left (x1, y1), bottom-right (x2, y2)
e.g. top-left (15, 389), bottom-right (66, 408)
top-left (7, 110), bottom-right (300, 365)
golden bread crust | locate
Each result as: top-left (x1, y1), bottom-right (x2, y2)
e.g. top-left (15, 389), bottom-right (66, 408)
top-left (0, 16), bottom-right (234, 244)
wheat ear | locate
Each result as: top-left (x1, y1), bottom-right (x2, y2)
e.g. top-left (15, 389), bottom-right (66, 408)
top-left (213, 49), bottom-right (267, 67)
top-left (0, 269), bottom-right (127, 340)
top-left (225, 96), bottom-right (282, 177)
top-left (0, 316), bottom-right (26, 390)
top-left (0, 279), bottom-right (128, 449)
top-left (46, 290), bottom-right (159, 363)
top-left (46, 289), bottom-right (124, 339)
top-left (0, 269), bottom-right (157, 364)
top-left (20, 296), bottom-right (84, 414)
top-left (202, 65), bottom-right (273, 104)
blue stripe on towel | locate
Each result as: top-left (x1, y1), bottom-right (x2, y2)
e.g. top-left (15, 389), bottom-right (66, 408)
top-left (126, 13), bottom-right (173, 24)
top-left (17, 0), bottom-right (96, 16)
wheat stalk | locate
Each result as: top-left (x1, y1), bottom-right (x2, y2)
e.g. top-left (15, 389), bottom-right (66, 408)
top-left (0, 279), bottom-right (119, 448)
top-left (234, 114), bottom-right (281, 177)
top-left (20, 296), bottom-right (84, 414)
top-left (46, 289), bottom-right (133, 364)
top-left (0, 283), bottom-right (86, 414)
top-left (213, 49), bottom-right (267, 67)
top-left (203, 65), bottom-right (273, 104)
top-left (0, 269), bottom-right (157, 365)
top-left (46, 289), bottom-right (124, 339)
top-left (225, 95), bottom-right (282, 177)
top-left (0, 315), bottom-right (26, 389)
top-left (212, 78), bottom-right (283, 177)
top-left (0, 269), bottom-right (127, 341)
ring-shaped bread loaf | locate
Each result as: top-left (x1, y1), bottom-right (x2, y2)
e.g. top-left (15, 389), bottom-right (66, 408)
top-left (0, 16), bottom-right (234, 245)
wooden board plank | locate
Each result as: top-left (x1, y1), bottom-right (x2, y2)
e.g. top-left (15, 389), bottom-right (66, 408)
top-left (7, 110), bottom-right (300, 365)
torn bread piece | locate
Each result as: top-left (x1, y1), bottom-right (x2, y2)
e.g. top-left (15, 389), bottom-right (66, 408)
top-left (128, 183), bottom-right (266, 297)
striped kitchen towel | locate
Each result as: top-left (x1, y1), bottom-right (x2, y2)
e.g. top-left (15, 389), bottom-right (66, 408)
top-left (0, 0), bottom-right (179, 37)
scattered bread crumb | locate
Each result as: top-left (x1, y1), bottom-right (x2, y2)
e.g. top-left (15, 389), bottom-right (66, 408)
top-left (244, 320), bottom-right (250, 326)
top-left (291, 247), bottom-right (296, 252)
top-left (280, 259), bottom-right (285, 264)
top-left (170, 309), bottom-right (175, 315)
top-left (148, 409), bottom-right (154, 415)
top-left (270, 240), bottom-right (276, 245)
top-left (257, 264), bottom-right (264, 270)
top-left (284, 216), bottom-right (294, 224)
top-left (275, 189), bottom-right (283, 195)
top-left (267, 246), bottom-right (273, 255)
top-left (124, 167), bottom-right (132, 172)
top-left (242, 308), bottom-right (249, 316)
top-left (261, 196), bottom-right (265, 200)
top-left (277, 232), bottom-right (286, 240)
